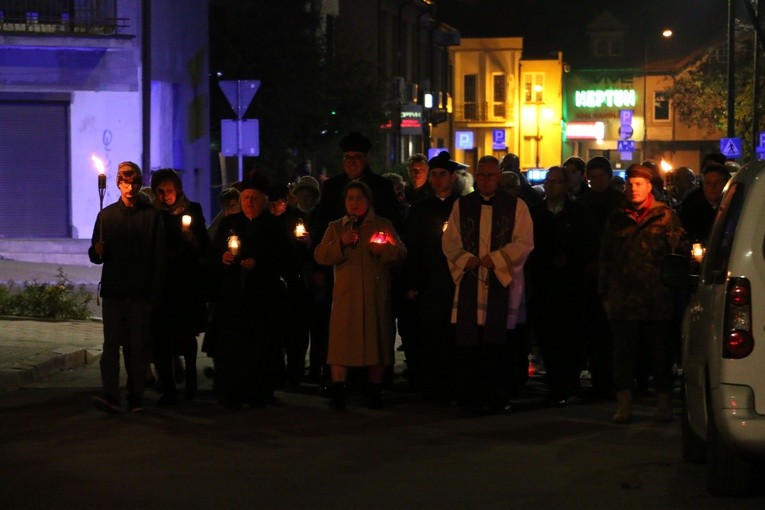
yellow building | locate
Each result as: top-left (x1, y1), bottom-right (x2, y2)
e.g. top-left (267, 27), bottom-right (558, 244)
top-left (440, 37), bottom-right (563, 172)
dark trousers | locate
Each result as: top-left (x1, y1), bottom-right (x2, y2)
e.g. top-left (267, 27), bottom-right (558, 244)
top-left (153, 333), bottom-right (198, 396)
top-left (611, 319), bottom-right (674, 393)
top-left (536, 311), bottom-right (583, 401)
top-left (456, 327), bottom-right (512, 412)
top-left (101, 297), bottom-right (151, 405)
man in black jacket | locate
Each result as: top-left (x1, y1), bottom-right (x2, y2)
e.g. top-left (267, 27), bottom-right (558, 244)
top-left (313, 132), bottom-right (401, 236)
top-left (89, 161), bottom-right (165, 413)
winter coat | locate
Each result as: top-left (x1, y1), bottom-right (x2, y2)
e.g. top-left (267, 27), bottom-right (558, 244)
top-left (314, 209), bottom-right (406, 366)
top-left (598, 198), bottom-right (689, 321)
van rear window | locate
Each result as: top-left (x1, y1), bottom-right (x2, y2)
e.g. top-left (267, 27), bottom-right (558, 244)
top-left (703, 182), bottom-right (745, 284)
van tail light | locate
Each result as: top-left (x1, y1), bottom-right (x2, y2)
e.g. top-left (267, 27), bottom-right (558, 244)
top-left (723, 277), bottom-right (754, 359)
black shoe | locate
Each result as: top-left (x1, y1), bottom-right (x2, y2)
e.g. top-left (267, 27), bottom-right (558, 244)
top-left (488, 403), bottom-right (513, 415)
top-left (174, 357), bottom-right (185, 384)
top-left (457, 406), bottom-right (480, 419)
top-left (93, 394), bottom-right (121, 414)
top-left (157, 393), bottom-right (178, 406)
top-left (329, 382), bottom-right (347, 412)
top-left (127, 395), bottom-right (145, 413)
top-left (367, 383), bottom-right (383, 409)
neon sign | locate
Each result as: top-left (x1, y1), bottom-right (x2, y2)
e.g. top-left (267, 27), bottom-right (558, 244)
top-left (575, 89), bottom-right (636, 108)
top-left (565, 121), bottom-right (606, 140)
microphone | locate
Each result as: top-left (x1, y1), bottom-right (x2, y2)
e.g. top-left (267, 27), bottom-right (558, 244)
top-left (350, 215), bottom-right (359, 246)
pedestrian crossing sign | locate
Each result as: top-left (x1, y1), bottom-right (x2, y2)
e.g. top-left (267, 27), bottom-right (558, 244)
top-left (720, 137), bottom-right (742, 158)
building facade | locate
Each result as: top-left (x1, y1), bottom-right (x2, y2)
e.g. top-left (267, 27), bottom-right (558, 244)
top-left (446, 37), bottom-right (563, 172)
top-left (561, 11), bottom-right (724, 174)
top-left (0, 0), bottom-right (210, 240)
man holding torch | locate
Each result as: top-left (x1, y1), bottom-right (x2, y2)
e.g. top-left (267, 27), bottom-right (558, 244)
top-left (88, 161), bottom-right (165, 414)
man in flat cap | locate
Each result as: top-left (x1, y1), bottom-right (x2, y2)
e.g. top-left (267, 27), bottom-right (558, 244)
top-left (403, 151), bottom-right (460, 400)
top-left (599, 163), bottom-right (688, 424)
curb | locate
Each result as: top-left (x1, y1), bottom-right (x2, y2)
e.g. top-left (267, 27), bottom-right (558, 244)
top-left (0, 345), bottom-right (102, 394)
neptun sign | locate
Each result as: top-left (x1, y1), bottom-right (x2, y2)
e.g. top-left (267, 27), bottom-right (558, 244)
top-left (574, 89), bottom-right (637, 109)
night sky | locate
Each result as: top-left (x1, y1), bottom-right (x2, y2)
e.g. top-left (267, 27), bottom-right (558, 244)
top-left (436, 0), bottom-right (731, 62)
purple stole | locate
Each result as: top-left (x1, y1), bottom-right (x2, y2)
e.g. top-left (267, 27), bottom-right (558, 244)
top-left (456, 190), bottom-right (517, 345)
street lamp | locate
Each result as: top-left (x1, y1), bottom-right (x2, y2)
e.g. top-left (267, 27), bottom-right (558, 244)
top-left (533, 84), bottom-right (543, 168)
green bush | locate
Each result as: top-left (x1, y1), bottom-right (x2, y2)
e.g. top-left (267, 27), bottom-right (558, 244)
top-left (0, 268), bottom-right (93, 320)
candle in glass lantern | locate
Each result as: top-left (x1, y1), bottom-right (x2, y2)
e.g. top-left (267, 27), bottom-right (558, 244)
top-left (370, 231), bottom-right (387, 244)
top-left (692, 243), bottom-right (704, 264)
top-left (227, 234), bottom-right (240, 256)
top-left (181, 215), bottom-right (192, 231)
top-left (294, 218), bottom-right (307, 238)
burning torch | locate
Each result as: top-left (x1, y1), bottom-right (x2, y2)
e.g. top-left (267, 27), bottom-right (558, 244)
top-left (92, 154), bottom-right (107, 244)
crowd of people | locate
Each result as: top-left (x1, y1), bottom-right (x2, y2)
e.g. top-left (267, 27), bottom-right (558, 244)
top-left (88, 135), bottom-right (732, 423)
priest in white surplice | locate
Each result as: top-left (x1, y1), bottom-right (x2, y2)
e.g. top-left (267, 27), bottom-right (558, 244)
top-left (442, 155), bottom-right (534, 418)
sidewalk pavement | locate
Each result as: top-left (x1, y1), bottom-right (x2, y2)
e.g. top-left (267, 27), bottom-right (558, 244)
top-left (1, 258), bottom-right (105, 393)
top-left (0, 317), bottom-right (104, 393)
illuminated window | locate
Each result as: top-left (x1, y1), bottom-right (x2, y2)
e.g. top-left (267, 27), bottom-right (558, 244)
top-left (523, 73), bottom-right (544, 103)
top-left (492, 74), bottom-right (506, 117)
top-left (464, 74), bottom-right (478, 119)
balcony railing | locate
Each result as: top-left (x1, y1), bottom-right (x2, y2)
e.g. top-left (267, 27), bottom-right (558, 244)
top-left (0, 0), bottom-right (126, 35)
top-left (455, 102), bottom-right (510, 122)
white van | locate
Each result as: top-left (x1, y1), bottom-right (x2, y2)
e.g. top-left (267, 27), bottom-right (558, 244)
top-left (681, 160), bottom-right (765, 496)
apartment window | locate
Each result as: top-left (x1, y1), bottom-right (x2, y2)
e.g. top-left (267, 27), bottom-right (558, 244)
top-left (492, 74), bottom-right (506, 118)
top-left (592, 36), bottom-right (624, 57)
top-left (654, 91), bottom-right (670, 121)
top-left (464, 74), bottom-right (477, 119)
top-left (523, 73), bottom-right (544, 103)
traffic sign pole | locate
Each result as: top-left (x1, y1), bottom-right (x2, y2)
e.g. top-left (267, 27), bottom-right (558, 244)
top-left (220, 80), bottom-right (261, 181)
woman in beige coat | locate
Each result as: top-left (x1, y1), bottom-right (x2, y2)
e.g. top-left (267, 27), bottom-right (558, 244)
top-left (314, 181), bottom-right (406, 410)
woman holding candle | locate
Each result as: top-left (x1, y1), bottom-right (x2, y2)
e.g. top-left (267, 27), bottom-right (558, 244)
top-left (314, 181), bottom-right (406, 410)
top-left (150, 169), bottom-right (211, 405)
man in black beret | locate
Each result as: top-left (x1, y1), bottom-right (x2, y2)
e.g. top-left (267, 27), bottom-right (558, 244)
top-left (402, 150), bottom-right (460, 400)
top-left (314, 132), bottom-right (400, 233)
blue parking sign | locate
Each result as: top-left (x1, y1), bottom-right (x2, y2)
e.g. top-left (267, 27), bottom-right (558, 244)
top-left (492, 129), bottom-right (506, 150)
top-left (455, 131), bottom-right (474, 150)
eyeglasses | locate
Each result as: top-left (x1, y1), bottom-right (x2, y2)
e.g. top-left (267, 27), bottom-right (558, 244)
top-left (343, 154), bottom-right (366, 162)
top-left (118, 180), bottom-right (141, 187)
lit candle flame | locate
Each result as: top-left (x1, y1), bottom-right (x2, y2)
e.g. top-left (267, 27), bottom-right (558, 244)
top-left (660, 159), bottom-right (673, 173)
top-left (294, 219), bottom-right (307, 238)
top-left (227, 234), bottom-right (240, 255)
top-left (182, 215), bottom-right (192, 230)
top-left (692, 243), bottom-right (704, 264)
top-left (442, 221), bottom-right (448, 233)
top-left (371, 231), bottom-right (387, 244)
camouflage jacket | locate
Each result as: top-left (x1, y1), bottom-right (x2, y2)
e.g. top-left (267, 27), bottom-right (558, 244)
top-left (598, 199), bottom-right (688, 321)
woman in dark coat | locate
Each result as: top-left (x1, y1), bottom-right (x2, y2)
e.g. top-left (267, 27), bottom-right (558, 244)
top-left (150, 169), bottom-right (210, 404)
